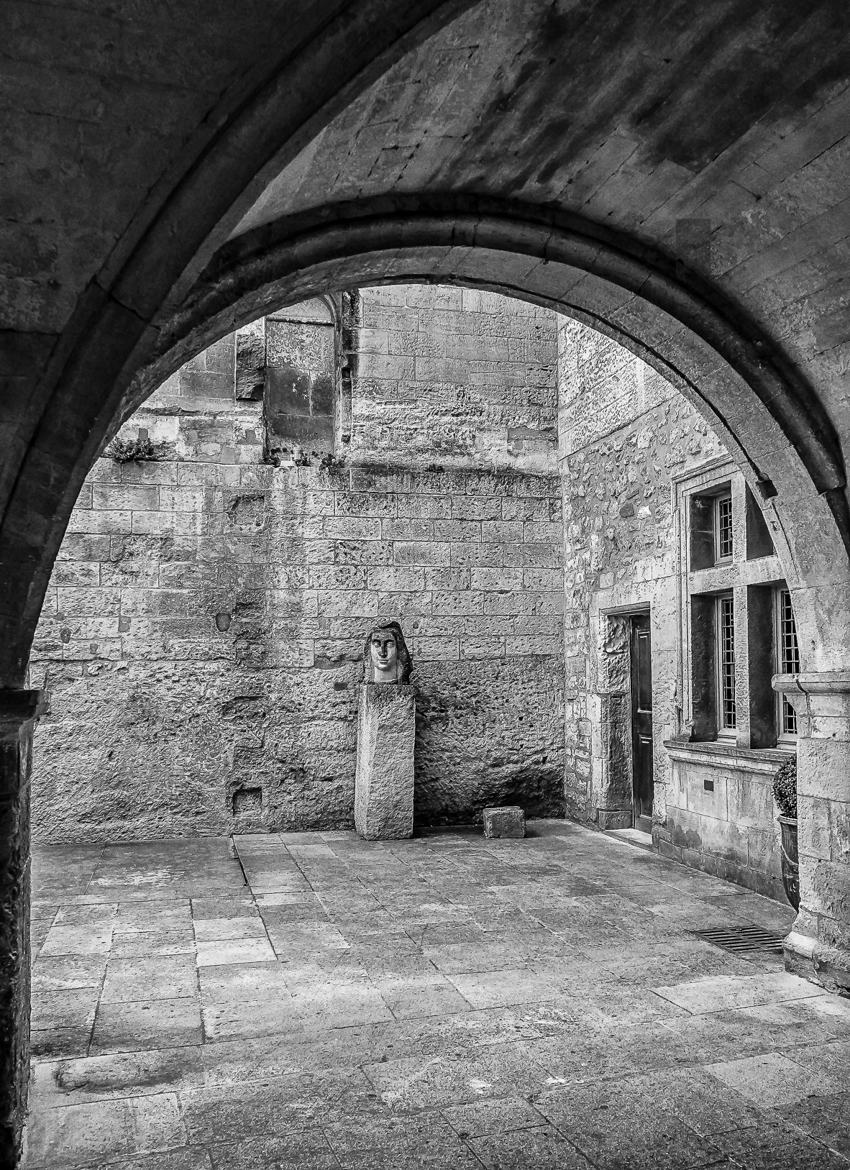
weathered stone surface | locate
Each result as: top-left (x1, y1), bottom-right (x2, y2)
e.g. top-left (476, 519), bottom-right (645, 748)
top-left (355, 684), bottom-right (415, 840)
top-left (482, 805), bottom-right (525, 838)
top-left (0, 689), bottom-right (42, 1167)
top-left (30, 286), bottom-right (565, 844)
top-left (23, 821), bottom-right (822, 1170)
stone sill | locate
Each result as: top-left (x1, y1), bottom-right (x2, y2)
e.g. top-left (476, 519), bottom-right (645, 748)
top-left (663, 738), bottom-right (792, 775)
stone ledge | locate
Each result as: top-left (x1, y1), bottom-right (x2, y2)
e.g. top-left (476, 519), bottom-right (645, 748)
top-left (664, 738), bottom-right (791, 775)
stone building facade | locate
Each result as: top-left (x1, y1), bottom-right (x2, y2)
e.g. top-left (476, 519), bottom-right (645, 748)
top-left (29, 287), bottom-right (566, 843)
top-left (558, 319), bottom-right (797, 900)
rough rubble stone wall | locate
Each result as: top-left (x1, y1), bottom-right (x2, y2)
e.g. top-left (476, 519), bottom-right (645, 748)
top-left (29, 286), bottom-right (565, 842)
top-left (558, 320), bottom-right (724, 820)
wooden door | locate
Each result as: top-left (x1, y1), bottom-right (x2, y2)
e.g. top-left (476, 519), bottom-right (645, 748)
top-left (630, 614), bottom-right (654, 833)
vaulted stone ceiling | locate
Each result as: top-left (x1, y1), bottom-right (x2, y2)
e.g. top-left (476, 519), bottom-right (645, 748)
top-left (227, 0), bottom-right (849, 428)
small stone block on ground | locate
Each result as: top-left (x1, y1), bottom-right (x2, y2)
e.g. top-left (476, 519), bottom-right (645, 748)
top-left (483, 806), bottom-right (525, 838)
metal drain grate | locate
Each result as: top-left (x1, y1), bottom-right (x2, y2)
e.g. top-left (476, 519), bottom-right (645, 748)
top-left (693, 924), bottom-right (785, 954)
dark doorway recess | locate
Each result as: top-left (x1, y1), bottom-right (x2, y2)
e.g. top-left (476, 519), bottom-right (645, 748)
top-left (630, 614), bottom-right (654, 833)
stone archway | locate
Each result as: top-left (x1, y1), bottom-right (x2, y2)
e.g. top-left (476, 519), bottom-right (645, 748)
top-left (6, 1), bottom-right (850, 1154)
top-left (4, 207), bottom-right (850, 1168)
top-left (16, 195), bottom-right (850, 990)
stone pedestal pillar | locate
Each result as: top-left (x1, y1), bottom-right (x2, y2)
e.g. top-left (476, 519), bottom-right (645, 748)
top-left (355, 684), bottom-right (415, 841)
top-left (774, 672), bottom-right (850, 993)
top-left (0, 689), bottom-right (42, 1168)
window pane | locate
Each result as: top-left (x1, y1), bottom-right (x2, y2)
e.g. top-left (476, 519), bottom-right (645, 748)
top-left (718, 595), bottom-right (736, 729)
top-left (779, 588), bottom-right (799, 736)
top-left (716, 495), bottom-right (733, 560)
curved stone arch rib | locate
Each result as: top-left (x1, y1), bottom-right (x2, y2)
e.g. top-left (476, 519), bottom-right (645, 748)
top-left (156, 195), bottom-right (848, 525)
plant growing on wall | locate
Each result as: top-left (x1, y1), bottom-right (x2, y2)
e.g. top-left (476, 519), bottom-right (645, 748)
top-left (106, 434), bottom-right (160, 463)
top-left (773, 757), bottom-right (797, 819)
top-left (773, 756), bottom-right (799, 910)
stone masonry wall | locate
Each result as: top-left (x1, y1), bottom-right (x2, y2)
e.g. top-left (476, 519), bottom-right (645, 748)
top-left (29, 286), bottom-right (566, 842)
top-left (559, 318), bottom-right (789, 897)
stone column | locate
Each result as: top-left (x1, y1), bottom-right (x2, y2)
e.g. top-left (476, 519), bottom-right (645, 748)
top-left (774, 672), bottom-right (850, 993)
top-left (355, 684), bottom-right (415, 840)
top-left (0, 689), bottom-right (42, 1168)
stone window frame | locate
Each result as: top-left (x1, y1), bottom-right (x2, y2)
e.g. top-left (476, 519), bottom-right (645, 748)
top-left (774, 585), bottom-right (800, 742)
top-left (673, 457), bottom-right (797, 752)
top-left (714, 493), bottom-right (734, 563)
top-left (715, 592), bottom-right (737, 737)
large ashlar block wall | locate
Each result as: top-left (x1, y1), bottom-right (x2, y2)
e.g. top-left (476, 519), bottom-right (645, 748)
top-left (29, 287), bottom-right (567, 842)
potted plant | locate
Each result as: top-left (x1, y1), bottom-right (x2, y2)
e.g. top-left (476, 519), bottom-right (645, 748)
top-left (773, 757), bottom-right (799, 910)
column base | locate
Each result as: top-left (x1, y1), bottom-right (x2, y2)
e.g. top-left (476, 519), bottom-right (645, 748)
top-left (784, 930), bottom-right (850, 997)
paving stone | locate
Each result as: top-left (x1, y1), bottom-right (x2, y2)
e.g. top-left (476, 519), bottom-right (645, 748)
top-left (32, 955), bottom-right (107, 992)
top-left (114, 903), bottom-right (194, 932)
top-left (442, 1095), bottom-right (546, 1137)
top-left (54, 903), bottom-right (118, 926)
top-left (30, 1026), bottom-right (93, 1061)
top-left (31, 1046), bottom-right (206, 1108)
top-left (30, 987), bottom-right (99, 1033)
top-left (652, 971), bottom-right (828, 1014)
top-left (102, 956), bottom-right (198, 1002)
top-left (782, 1036), bottom-right (850, 1076)
top-left (769, 1092), bottom-right (850, 1159)
top-left (198, 961), bottom-right (291, 1001)
top-left (83, 1151), bottom-right (213, 1169)
top-left (292, 983), bottom-right (394, 1030)
top-left (111, 930), bottom-right (196, 957)
top-left (445, 967), bottom-right (571, 1008)
top-left (91, 998), bottom-right (203, 1054)
top-left (333, 1135), bottom-right (482, 1169)
top-left (709, 1122), bottom-right (850, 1169)
top-left (201, 998), bottom-right (303, 1044)
top-left (192, 918), bottom-right (269, 942)
top-left (40, 923), bottom-right (114, 957)
top-left (181, 1069), bottom-right (381, 1144)
top-left (705, 1051), bottom-right (843, 1106)
top-left (24, 1092), bottom-right (186, 1168)
top-left (377, 974), bottom-right (472, 1019)
top-left (321, 1108), bottom-right (458, 1156)
top-left (537, 1077), bottom-right (726, 1169)
top-left (469, 1124), bottom-right (594, 1168)
top-left (363, 1045), bottom-right (550, 1112)
top-left (195, 938), bottom-right (276, 966)
top-left (208, 1130), bottom-right (337, 1168)
top-left (190, 898), bottom-right (258, 919)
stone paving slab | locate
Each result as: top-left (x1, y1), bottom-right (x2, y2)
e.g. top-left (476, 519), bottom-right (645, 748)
top-left (22, 819), bottom-right (850, 1169)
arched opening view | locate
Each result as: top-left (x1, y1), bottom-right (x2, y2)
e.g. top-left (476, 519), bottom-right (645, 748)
top-left (23, 282), bottom-right (830, 1169)
top-left (30, 284), bottom-right (801, 911)
top-left (8, 6), bottom-right (850, 1165)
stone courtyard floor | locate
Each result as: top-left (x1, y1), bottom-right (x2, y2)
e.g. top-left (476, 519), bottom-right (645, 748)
top-left (22, 821), bottom-right (850, 1169)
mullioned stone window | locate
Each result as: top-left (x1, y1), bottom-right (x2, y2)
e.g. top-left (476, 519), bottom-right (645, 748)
top-left (676, 459), bottom-right (798, 750)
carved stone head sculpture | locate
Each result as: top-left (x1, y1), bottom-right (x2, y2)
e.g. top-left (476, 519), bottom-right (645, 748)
top-left (363, 621), bottom-right (412, 685)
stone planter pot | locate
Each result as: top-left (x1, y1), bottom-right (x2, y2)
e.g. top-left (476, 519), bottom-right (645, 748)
top-left (778, 815), bottom-right (799, 910)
